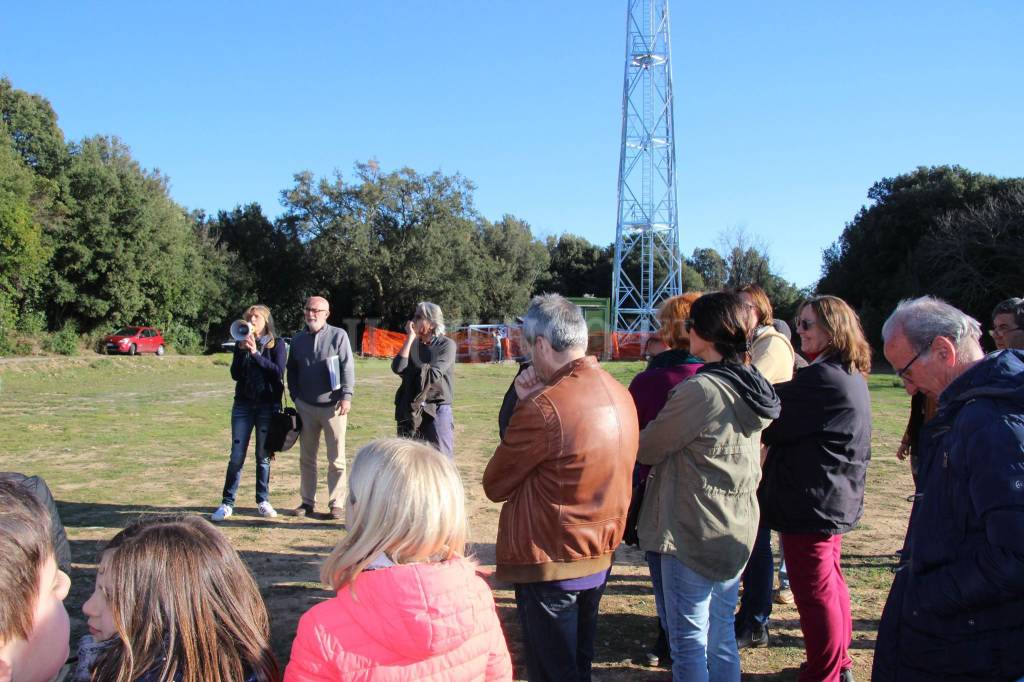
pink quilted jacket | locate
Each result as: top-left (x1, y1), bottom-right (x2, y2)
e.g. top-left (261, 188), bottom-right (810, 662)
top-left (284, 558), bottom-right (513, 681)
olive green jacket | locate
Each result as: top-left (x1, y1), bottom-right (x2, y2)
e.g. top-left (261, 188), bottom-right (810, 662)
top-left (636, 372), bottom-right (773, 581)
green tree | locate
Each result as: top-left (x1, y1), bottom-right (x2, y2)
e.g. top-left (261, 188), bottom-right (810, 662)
top-left (0, 137), bottom-right (49, 304)
top-left (819, 165), bottom-right (1022, 343)
top-left (203, 203), bottom-right (308, 333)
top-left (541, 233), bottom-right (613, 297)
top-left (689, 247), bottom-right (727, 290)
top-left (281, 163), bottom-right (502, 329)
top-left (916, 188), bottom-right (1024, 333)
top-left (48, 135), bottom-right (214, 336)
top-left (476, 215), bottom-right (550, 321)
top-left (0, 77), bottom-right (68, 181)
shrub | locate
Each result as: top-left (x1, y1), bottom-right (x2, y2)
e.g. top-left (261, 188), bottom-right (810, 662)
top-left (0, 292), bottom-right (16, 356)
top-left (16, 309), bottom-right (47, 334)
top-left (164, 322), bottom-right (203, 355)
top-left (81, 329), bottom-right (110, 354)
top-left (45, 322), bottom-right (79, 356)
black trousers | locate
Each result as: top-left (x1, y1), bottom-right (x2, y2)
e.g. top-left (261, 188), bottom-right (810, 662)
top-left (513, 579), bottom-right (607, 682)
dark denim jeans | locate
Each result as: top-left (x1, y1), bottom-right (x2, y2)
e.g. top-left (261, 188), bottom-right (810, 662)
top-left (221, 399), bottom-right (278, 506)
top-left (514, 579), bottom-right (607, 682)
top-left (736, 523), bottom-right (775, 632)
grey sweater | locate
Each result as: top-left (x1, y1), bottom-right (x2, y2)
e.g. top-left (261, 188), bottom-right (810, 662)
top-left (287, 324), bottom-right (355, 405)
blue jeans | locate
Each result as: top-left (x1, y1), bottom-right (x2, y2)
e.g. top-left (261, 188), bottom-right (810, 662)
top-left (220, 399), bottom-right (278, 506)
top-left (514, 579), bottom-right (607, 682)
top-left (736, 523), bottom-right (775, 631)
top-left (654, 552), bottom-right (741, 682)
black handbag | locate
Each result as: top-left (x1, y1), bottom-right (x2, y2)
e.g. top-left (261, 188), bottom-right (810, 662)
top-left (622, 478), bottom-right (646, 547)
top-left (266, 403), bottom-right (302, 454)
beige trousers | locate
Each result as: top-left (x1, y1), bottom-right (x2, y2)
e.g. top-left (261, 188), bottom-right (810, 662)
top-left (294, 398), bottom-right (347, 509)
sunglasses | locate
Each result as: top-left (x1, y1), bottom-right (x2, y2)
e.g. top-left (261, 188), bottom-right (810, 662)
top-left (796, 319), bottom-right (816, 331)
top-left (304, 307), bottom-right (328, 314)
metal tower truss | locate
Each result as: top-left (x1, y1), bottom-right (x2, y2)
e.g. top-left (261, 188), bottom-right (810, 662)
top-left (611, 0), bottom-right (682, 335)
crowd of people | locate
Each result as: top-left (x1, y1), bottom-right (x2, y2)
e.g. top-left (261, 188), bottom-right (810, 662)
top-left (1, 291), bottom-right (1023, 682)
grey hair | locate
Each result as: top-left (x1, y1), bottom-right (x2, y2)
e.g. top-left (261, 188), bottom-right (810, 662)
top-left (521, 294), bottom-right (588, 352)
top-left (413, 301), bottom-right (445, 337)
top-left (881, 296), bottom-right (982, 355)
top-left (991, 297), bottom-right (1024, 325)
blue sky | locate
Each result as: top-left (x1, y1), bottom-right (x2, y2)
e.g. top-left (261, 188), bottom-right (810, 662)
top-left (3, 2), bottom-right (1022, 288)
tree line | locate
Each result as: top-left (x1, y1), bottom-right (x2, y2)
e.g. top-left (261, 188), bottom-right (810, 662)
top-left (1, 77), bottom-right (808, 354)
top-left (10, 77), bottom-right (1020, 359)
top-left (819, 165), bottom-right (1024, 348)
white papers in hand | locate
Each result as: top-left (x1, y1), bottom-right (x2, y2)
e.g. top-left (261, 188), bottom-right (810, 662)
top-left (328, 355), bottom-right (342, 391)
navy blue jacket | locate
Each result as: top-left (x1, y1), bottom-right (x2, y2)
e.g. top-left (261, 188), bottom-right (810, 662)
top-left (758, 357), bottom-right (872, 534)
top-left (873, 350), bottom-right (1024, 681)
top-left (230, 339), bottom-right (286, 404)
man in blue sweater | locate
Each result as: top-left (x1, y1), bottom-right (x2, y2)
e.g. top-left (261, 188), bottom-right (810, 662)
top-left (287, 296), bottom-right (355, 520)
top-left (876, 296), bottom-right (1024, 682)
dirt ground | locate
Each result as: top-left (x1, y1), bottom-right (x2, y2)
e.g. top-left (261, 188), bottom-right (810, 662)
top-left (0, 356), bottom-right (914, 680)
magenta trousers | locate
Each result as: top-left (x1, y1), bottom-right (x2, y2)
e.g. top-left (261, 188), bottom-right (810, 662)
top-left (780, 532), bottom-right (853, 682)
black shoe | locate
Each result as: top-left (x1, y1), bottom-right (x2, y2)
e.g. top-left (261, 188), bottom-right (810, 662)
top-left (736, 624), bottom-right (769, 649)
top-left (840, 668), bottom-right (854, 682)
top-left (292, 503), bottom-right (313, 518)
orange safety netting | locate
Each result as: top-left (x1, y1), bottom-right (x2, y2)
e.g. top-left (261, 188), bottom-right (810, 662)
top-left (360, 327), bottom-right (658, 362)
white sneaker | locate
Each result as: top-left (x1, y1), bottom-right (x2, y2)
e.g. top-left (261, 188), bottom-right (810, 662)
top-left (257, 501), bottom-right (278, 518)
top-left (211, 504), bottom-right (233, 522)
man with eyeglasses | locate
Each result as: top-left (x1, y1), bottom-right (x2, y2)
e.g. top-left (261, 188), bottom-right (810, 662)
top-left (483, 294), bottom-right (639, 682)
top-left (990, 297), bottom-right (1024, 350)
top-left (286, 296), bottom-right (355, 521)
top-left (874, 296), bottom-right (1024, 682)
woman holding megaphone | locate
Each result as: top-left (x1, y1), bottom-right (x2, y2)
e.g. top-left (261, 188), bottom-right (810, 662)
top-left (211, 304), bottom-right (287, 522)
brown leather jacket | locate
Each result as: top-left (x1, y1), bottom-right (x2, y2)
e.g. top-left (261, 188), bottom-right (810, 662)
top-left (483, 356), bottom-right (639, 583)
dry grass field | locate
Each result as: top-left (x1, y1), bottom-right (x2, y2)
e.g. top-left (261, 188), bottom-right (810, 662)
top-left (0, 355), bottom-right (913, 680)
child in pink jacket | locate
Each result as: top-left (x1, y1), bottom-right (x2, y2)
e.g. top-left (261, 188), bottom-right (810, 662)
top-left (284, 438), bottom-right (512, 682)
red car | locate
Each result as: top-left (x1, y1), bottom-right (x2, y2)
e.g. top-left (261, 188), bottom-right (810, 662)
top-left (103, 326), bottom-right (165, 356)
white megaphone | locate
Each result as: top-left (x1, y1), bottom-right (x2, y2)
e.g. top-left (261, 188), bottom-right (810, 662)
top-left (230, 319), bottom-right (253, 342)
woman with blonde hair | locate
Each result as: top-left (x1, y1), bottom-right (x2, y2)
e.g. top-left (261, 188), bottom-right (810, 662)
top-left (212, 303), bottom-right (287, 521)
top-left (735, 283), bottom-right (795, 384)
top-left (78, 515), bottom-right (279, 682)
top-left (733, 283), bottom-right (796, 649)
top-left (285, 438), bottom-right (511, 681)
top-left (758, 295), bottom-right (872, 682)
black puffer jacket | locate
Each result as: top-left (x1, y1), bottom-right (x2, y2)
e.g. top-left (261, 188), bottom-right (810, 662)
top-left (758, 356), bottom-right (872, 534)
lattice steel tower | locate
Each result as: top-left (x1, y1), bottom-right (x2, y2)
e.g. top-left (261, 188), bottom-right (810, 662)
top-left (611, 0), bottom-right (682, 334)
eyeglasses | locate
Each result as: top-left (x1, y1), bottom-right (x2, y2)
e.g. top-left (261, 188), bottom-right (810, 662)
top-left (989, 325), bottom-right (1021, 337)
top-left (896, 343), bottom-right (931, 381)
top-left (796, 319), bottom-right (816, 331)
top-left (304, 307), bottom-right (328, 314)
top-left (684, 319), bottom-right (694, 333)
